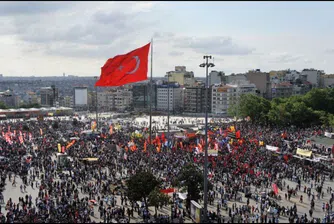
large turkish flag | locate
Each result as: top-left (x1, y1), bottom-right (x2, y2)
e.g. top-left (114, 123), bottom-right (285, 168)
top-left (95, 43), bottom-right (150, 86)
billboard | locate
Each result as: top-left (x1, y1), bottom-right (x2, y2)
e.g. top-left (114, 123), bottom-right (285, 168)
top-left (74, 87), bottom-right (88, 106)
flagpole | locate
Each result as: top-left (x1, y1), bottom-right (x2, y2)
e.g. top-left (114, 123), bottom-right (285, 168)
top-left (149, 38), bottom-right (153, 145)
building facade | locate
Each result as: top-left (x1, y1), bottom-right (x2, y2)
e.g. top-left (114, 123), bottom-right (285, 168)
top-left (156, 84), bottom-right (183, 112)
top-left (40, 86), bottom-right (58, 107)
top-left (132, 83), bottom-right (157, 111)
top-left (166, 66), bottom-right (196, 86)
top-left (246, 69), bottom-right (271, 99)
top-left (301, 68), bottom-right (324, 87)
top-left (183, 86), bottom-right (208, 113)
top-left (211, 82), bottom-right (256, 115)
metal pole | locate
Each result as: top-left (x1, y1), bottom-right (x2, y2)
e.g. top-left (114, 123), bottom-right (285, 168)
top-left (149, 39), bottom-right (153, 145)
top-left (203, 56), bottom-right (209, 223)
top-left (94, 76), bottom-right (98, 130)
top-left (167, 74), bottom-right (170, 148)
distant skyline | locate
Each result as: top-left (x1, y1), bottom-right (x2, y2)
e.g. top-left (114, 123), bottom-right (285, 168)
top-left (1, 1), bottom-right (334, 77)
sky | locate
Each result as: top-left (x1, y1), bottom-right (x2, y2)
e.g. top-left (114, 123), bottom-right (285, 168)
top-left (0, 1), bottom-right (334, 77)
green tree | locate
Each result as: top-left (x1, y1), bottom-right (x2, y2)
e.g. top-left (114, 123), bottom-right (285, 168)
top-left (0, 101), bottom-right (7, 109)
top-left (127, 171), bottom-right (160, 211)
top-left (237, 94), bottom-right (271, 122)
top-left (148, 187), bottom-right (170, 215)
top-left (173, 163), bottom-right (212, 209)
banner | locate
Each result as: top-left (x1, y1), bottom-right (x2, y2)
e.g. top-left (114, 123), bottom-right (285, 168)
top-left (296, 148), bottom-right (312, 157)
top-left (324, 132), bottom-right (334, 139)
top-left (160, 188), bottom-right (175, 194)
top-left (190, 200), bottom-right (202, 223)
top-left (266, 145), bottom-right (279, 152)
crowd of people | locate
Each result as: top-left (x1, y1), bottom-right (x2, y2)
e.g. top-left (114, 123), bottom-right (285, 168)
top-left (0, 115), bottom-right (333, 223)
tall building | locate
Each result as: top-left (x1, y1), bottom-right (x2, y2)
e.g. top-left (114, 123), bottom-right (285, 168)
top-left (156, 83), bottom-right (183, 112)
top-left (211, 82), bottom-right (256, 115)
top-left (166, 66), bottom-right (195, 86)
top-left (40, 85), bottom-right (58, 107)
top-left (183, 86), bottom-right (208, 113)
top-left (301, 68), bottom-right (324, 87)
top-left (209, 71), bottom-right (224, 86)
top-left (132, 83), bottom-right (157, 111)
top-left (246, 69), bottom-right (271, 99)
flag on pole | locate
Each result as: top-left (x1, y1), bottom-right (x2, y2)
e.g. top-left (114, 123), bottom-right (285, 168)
top-left (95, 43), bottom-right (151, 87)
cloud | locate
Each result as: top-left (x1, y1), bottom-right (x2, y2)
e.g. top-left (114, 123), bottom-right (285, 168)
top-left (168, 51), bottom-right (184, 57)
top-left (172, 36), bottom-right (254, 56)
top-left (269, 52), bottom-right (303, 63)
top-left (325, 49), bottom-right (334, 54)
top-left (0, 2), bottom-right (160, 58)
top-left (0, 2), bottom-right (74, 16)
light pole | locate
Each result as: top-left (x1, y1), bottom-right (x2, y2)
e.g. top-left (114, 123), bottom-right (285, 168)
top-left (199, 55), bottom-right (215, 223)
top-left (94, 76), bottom-right (98, 131)
top-left (167, 74), bottom-right (170, 149)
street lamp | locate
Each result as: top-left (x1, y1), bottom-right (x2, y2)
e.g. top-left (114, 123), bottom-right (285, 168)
top-left (199, 55), bottom-right (215, 223)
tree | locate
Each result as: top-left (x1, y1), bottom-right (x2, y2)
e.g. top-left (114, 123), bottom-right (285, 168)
top-left (148, 187), bottom-right (170, 215)
top-left (127, 171), bottom-right (160, 211)
top-left (173, 163), bottom-right (212, 210)
top-left (237, 94), bottom-right (271, 122)
top-left (0, 101), bottom-right (7, 109)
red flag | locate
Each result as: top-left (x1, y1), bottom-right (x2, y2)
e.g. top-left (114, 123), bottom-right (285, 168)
top-left (236, 130), bottom-right (241, 139)
top-left (272, 183), bottom-right (279, 195)
top-left (95, 43), bottom-right (151, 87)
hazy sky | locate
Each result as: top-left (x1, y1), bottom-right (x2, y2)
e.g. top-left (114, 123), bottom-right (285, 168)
top-left (1, 1), bottom-right (334, 77)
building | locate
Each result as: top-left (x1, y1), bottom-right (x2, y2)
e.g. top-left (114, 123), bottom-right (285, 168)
top-left (183, 86), bottom-right (208, 113)
top-left (59, 96), bottom-right (74, 108)
top-left (320, 74), bottom-right (334, 88)
top-left (0, 90), bottom-right (20, 108)
top-left (132, 83), bottom-right (157, 111)
top-left (40, 85), bottom-right (58, 107)
top-left (301, 68), bottom-right (324, 87)
top-left (97, 88), bottom-right (133, 112)
top-left (271, 82), bottom-right (294, 99)
top-left (246, 69), bottom-right (271, 99)
top-left (156, 83), bottom-right (183, 112)
top-left (166, 66), bottom-right (196, 86)
top-left (113, 88), bottom-right (133, 111)
top-left (211, 82), bottom-right (256, 115)
top-left (26, 91), bottom-right (39, 105)
top-left (225, 73), bottom-right (247, 84)
top-left (209, 71), bottom-right (224, 86)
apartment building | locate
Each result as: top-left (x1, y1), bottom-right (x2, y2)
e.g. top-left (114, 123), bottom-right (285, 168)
top-left (271, 82), bottom-right (294, 99)
top-left (166, 66), bottom-right (196, 86)
top-left (183, 86), bottom-right (209, 113)
top-left (156, 83), bottom-right (183, 112)
top-left (301, 68), bottom-right (324, 87)
top-left (40, 85), bottom-right (58, 107)
top-left (211, 82), bottom-right (256, 115)
top-left (246, 69), bottom-right (271, 99)
top-left (97, 88), bottom-right (133, 112)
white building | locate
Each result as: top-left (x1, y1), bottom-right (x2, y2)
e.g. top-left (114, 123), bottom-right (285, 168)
top-left (156, 84), bottom-right (183, 112)
top-left (211, 81), bottom-right (256, 115)
top-left (301, 69), bottom-right (324, 87)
